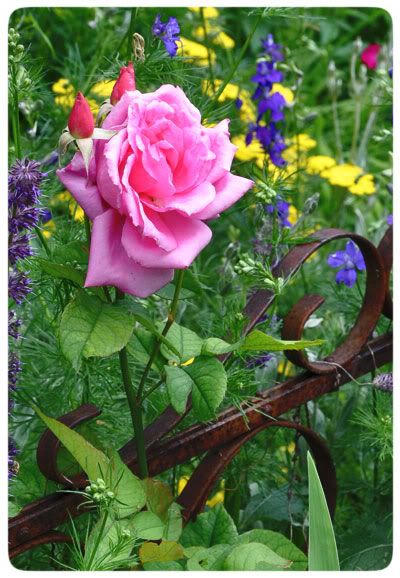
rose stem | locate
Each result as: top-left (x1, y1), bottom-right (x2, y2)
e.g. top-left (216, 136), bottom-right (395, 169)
top-left (115, 269), bottom-right (185, 479)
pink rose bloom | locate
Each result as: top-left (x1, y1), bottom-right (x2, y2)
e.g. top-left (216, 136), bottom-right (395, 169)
top-left (361, 44), bottom-right (381, 69)
top-left (57, 84), bottom-right (253, 297)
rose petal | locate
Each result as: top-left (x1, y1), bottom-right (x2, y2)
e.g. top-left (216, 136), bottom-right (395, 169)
top-left (193, 172), bottom-right (253, 220)
top-left (85, 208), bottom-right (173, 297)
top-left (56, 153), bottom-right (106, 220)
top-left (121, 211), bottom-right (212, 269)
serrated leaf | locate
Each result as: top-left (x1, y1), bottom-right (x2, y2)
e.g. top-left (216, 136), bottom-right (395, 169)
top-left (308, 452), bottom-right (340, 570)
top-left (223, 542), bottom-right (290, 570)
top-left (127, 327), bottom-right (164, 372)
top-left (240, 329), bottom-right (324, 352)
top-left (165, 357), bottom-right (227, 421)
top-left (59, 291), bottom-right (134, 370)
top-left (201, 337), bottom-right (239, 355)
top-left (181, 504), bottom-right (238, 548)
top-left (236, 529), bottom-right (307, 570)
top-left (159, 322), bottom-right (203, 363)
top-left (165, 365), bottom-right (192, 414)
top-left (139, 541), bottom-right (184, 564)
top-left (53, 240), bottom-right (89, 265)
top-left (131, 511), bottom-right (164, 540)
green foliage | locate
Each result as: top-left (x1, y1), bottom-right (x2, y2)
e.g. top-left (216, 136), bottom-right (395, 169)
top-left (307, 452), bottom-right (340, 570)
top-left (59, 291), bottom-right (135, 370)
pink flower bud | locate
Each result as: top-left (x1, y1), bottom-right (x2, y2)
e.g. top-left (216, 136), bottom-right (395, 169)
top-left (68, 92), bottom-right (94, 139)
top-left (110, 62), bottom-right (136, 105)
top-left (361, 44), bottom-right (381, 70)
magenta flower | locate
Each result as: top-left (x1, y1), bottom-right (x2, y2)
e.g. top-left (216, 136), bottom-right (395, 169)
top-left (327, 240), bottom-right (366, 288)
top-left (68, 92), bottom-right (94, 139)
top-left (361, 44), bottom-right (381, 70)
top-left (57, 85), bottom-right (253, 297)
top-left (111, 62), bottom-right (136, 105)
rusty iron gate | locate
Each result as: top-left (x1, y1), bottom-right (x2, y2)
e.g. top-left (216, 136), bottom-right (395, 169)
top-left (9, 226), bottom-right (393, 559)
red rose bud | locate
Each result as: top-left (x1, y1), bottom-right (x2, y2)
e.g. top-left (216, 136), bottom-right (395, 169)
top-left (68, 92), bottom-right (94, 139)
top-left (361, 44), bottom-right (381, 70)
top-left (110, 62), bottom-right (136, 105)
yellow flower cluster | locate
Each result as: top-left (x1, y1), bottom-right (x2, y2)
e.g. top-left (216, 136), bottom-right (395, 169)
top-left (306, 160), bottom-right (376, 195)
top-left (51, 190), bottom-right (85, 223)
top-left (52, 77), bottom-right (114, 114)
top-left (179, 36), bottom-right (216, 66)
top-left (189, 6), bottom-right (235, 49)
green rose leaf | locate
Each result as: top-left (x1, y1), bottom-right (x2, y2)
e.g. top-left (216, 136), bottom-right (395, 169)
top-left (143, 561), bottom-right (184, 571)
top-left (240, 329), bottom-right (324, 352)
top-left (181, 504), bottom-right (238, 548)
top-left (165, 365), bottom-right (192, 414)
top-left (59, 290), bottom-right (135, 370)
top-left (159, 322), bottom-right (203, 363)
top-left (165, 357), bottom-right (227, 420)
top-left (201, 337), bottom-right (239, 356)
top-left (127, 327), bottom-right (164, 372)
top-left (235, 529), bottom-right (307, 570)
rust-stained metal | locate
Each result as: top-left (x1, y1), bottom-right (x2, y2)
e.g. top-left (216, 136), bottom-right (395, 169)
top-left (9, 227), bottom-right (393, 558)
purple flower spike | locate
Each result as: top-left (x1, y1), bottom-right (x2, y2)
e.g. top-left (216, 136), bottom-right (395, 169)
top-left (327, 240), bottom-right (366, 288)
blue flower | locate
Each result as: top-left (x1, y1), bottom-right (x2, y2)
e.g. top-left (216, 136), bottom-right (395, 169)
top-left (262, 33), bottom-right (284, 62)
top-left (327, 240), bottom-right (366, 288)
top-left (152, 14), bottom-right (181, 57)
top-left (247, 34), bottom-right (287, 168)
top-left (266, 197), bottom-right (292, 228)
top-left (387, 214), bottom-right (393, 226)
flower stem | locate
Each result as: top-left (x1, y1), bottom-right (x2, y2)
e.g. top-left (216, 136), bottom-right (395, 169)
top-left (136, 269), bottom-right (185, 402)
top-left (118, 345), bottom-right (148, 478)
top-left (206, 12), bottom-right (262, 111)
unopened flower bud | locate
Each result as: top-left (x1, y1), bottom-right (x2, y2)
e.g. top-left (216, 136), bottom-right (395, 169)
top-left (68, 92), bottom-right (94, 139)
top-left (110, 62), bottom-right (136, 105)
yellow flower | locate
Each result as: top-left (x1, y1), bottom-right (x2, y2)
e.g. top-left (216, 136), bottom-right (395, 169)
top-left (348, 174), bottom-right (376, 195)
top-left (270, 83), bottom-right (294, 104)
top-left (194, 25), bottom-right (235, 49)
top-left (288, 205), bottom-right (298, 226)
top-left (52, 78), bottom-right (74, 95)
top-left (277, 360), bottom-right (295, 377)
top-left (52, 190), bottom-right (85, 222)
top-left (306, 155), bottom-right (336, 175)
top-left (232, 134), bottom-right (265, 163)
top-left (90, 79), bottom-right (114, 99)
top-left (289, 133), bottom-right (317, 152)
top-left (321, 163), bottom-right (363, 188)
top-left (178, 475), bottom-right (225, 507)
top-left (180, 37), bottom-right (216, 66)
top-left (42, 219), bottom-right (56, 239)
top-left (181, 357), bottom-right (195, 367)
top-left (202, 79), bottom-right (239, 101)
top-left (189, 6), bottom-right (220, 19)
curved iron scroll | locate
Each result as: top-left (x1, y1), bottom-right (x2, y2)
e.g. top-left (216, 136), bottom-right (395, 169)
top-left (9, 227), bottom-right (392, 558)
